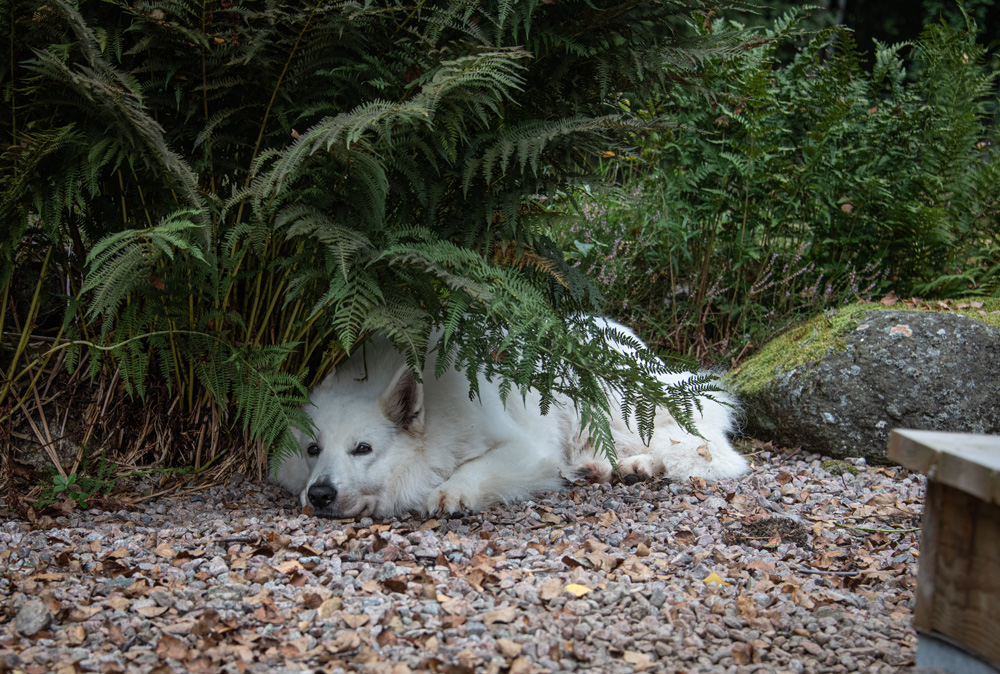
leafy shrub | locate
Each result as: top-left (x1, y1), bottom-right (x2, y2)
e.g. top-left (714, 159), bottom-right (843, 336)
top-left (555, 10), bottom-right (1000, 361)
top-left (1, 0), bottom-right (750, 481)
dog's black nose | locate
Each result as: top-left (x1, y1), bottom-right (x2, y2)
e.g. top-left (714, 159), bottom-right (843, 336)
top-left (307, 482), bottom-right (337, 509)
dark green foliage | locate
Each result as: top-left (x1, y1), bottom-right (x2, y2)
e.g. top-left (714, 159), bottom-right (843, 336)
top-left (2, 0), bottom-right (748, 475)
top-left (555, 9), bottom-right (1000, 360)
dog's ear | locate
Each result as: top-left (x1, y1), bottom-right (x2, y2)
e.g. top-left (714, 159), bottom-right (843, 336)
top-left (380, 365), bottom-right (425, 432)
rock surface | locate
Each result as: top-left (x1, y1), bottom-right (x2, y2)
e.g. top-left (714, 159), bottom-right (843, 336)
top-left (735, 309), bottom-right (1000, 462)
top-left (14, 599), bottom-right (52, 637)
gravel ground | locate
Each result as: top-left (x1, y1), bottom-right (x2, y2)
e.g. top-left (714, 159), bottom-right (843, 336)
top-left (1, 446), bottom-right (925, 673)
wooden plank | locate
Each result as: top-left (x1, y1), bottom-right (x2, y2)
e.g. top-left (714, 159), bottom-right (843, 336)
top-left (912, 480), bottom-right (1000, 668)
top-left (887, 429), bottom-right (1000, 505)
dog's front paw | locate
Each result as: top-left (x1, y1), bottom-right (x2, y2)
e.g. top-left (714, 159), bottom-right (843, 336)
top-left (564, 461), bottom-right (612, 484)
top-left (426, 485), bottom-right (480, 516)
top-left (618, 454), bottom-right (661, 482)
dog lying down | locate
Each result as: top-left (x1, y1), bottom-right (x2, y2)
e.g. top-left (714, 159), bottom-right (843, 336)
top-left (276, 319), bottom-right (748, 518)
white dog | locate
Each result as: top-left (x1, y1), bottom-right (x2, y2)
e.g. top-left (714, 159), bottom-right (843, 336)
top-left (276, 319), bottom-right (748, 518)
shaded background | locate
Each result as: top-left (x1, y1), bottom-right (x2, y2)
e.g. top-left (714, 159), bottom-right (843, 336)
top-left (736, 0), bottom-right (1000, 65)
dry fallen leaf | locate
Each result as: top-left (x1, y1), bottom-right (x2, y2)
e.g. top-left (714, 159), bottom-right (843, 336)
top-left (482, 606), bottom-right (517, 625)
top-left (539, 577), bottom-right (563, 601)
top-left (736, 594), bottom-right (758, 622)
top-left (327, 631), bottom-right (361, 654)
top-left (696, 444), bottom-right (713, 462)
top-left (153, 542), bottom-right (177, 559)
top-left (156, 633), bottom-right (189, 660)
top-left (341, 613), bottom-right (370, 628)
top-left (508, 656), bottom-right (534, 674)
top-left (597, 510), bottom-right (618, 527)
top-left (496, 637), bottom-right (523, 658)
top-left (66, 623), bottom-right (87, 645)
top-left (317, 597), bottom-right (342, 619)
top-left (623, 650), bottom-right (653, 670)
top-left (136, 605), bottom-right (170, 618)
top-left (732, 641), bottom-right (754, 665)
top-left (273, 559), bottom-right (303, 575)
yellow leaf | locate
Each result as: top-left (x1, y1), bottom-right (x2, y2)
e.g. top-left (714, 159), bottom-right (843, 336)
top-left (703, 572), bottom-right (729, 586)
top-left (564, 583), bottom-right (591, 597)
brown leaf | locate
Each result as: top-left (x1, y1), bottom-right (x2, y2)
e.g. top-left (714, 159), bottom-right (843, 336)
top-left (482, 606), bottom-right (517, 626)
top-left (584, 549), bottom-right (621, 572)
top-left (192, 610), bottom-right (221, 637)
top-left (300, 592), bottom-right (323, 610)
top-left (623, 651), bottom-right (653, 671)
top-left (105, 618), bottom-right (126, 646)
top-left (775, 471), bottom-right (793, 485)
top-left (465, 568), bottom-right (499, 592)
top-left (327, 631), bottom-right (362, 654)
top-left (377, 628), bottom-right (399, 647)
top-left (341, 613), bottom-right (369, 628)
top-left (253, 603), bottom-right (285, 624)
top-left (250, 564), bottom-right (276, 584)
top-left (539, 577), bottom-right (563, 600)
top-left (880, 291), bottom-right (899, 306)
top-left (736, 594), bottom-right (758, 622)
top-left (153, 542), bottom-right (177, 559)
top-left (137, 605), bottom-right (170, 618)
top-left (65, 623), bottom-right (86, 645)
top-left (496, 637), bottom-right (523, 658)
top-left (619, 556), bottom-right (653, 581)
top-left (696, 445), bottom-right (713, 463)
top-left (318, 597), bottom-right (343, 619)
top-left (53, 496), bottom-right (77, 515)
top-left (156, 634), bottom-right (189, 660)
top-left (732, 642), bottom-right (754, 665)
top-left (273, 559), bottom-right (303, 575)
top-left (66, 605), bottom-right (101, 622)
top-left (382, 577), bottom-right (409, 593)
top-left (745, 560), bottom-right (775, 574)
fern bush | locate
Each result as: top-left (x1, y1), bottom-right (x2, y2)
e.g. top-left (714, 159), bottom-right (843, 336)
top-left (555, 10), bottom-right (1000, 360)
top-left (1, 0), bottom-right (751, 480)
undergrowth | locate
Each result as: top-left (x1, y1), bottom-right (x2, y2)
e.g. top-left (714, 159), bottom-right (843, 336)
top-left (1, 0), bottom-right (754, 498)
top-left (553, 9), bottom-right (1000, 363)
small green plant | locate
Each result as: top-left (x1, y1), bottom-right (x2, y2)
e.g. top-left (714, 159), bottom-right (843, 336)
top-left (37, 452), bottom-right (117, 510)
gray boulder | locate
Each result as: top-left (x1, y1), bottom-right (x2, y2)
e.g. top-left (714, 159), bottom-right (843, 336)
top-left (731, 308), bottom-right (1000, 462)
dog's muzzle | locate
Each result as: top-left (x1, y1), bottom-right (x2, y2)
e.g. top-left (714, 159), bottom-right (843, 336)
top-left (308, 482), bottom-right (338, 509)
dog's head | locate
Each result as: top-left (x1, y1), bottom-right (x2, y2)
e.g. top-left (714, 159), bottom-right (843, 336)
top-left (297, 363), bottom-right (427, 518)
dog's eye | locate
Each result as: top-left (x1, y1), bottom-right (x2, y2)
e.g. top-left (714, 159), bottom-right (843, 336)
top-left (351, 442), bottom-right (372, 456)
top-left (306, 443), bottom-right (321, 457)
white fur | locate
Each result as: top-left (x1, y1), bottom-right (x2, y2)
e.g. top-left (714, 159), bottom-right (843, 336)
top-left (276, 319), bottom-right (748, 517)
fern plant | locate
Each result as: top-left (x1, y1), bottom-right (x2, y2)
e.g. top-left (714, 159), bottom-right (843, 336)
top-left (1, 0), bottom-right (752, 479)
top-left (554, 8), bottom-right (1000, 360)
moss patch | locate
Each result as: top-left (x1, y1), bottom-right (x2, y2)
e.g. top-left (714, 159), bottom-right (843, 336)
top-left (821, 459), bottom-right (859, 476)
top-left (727, 297), bottom-right (1000, 396)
